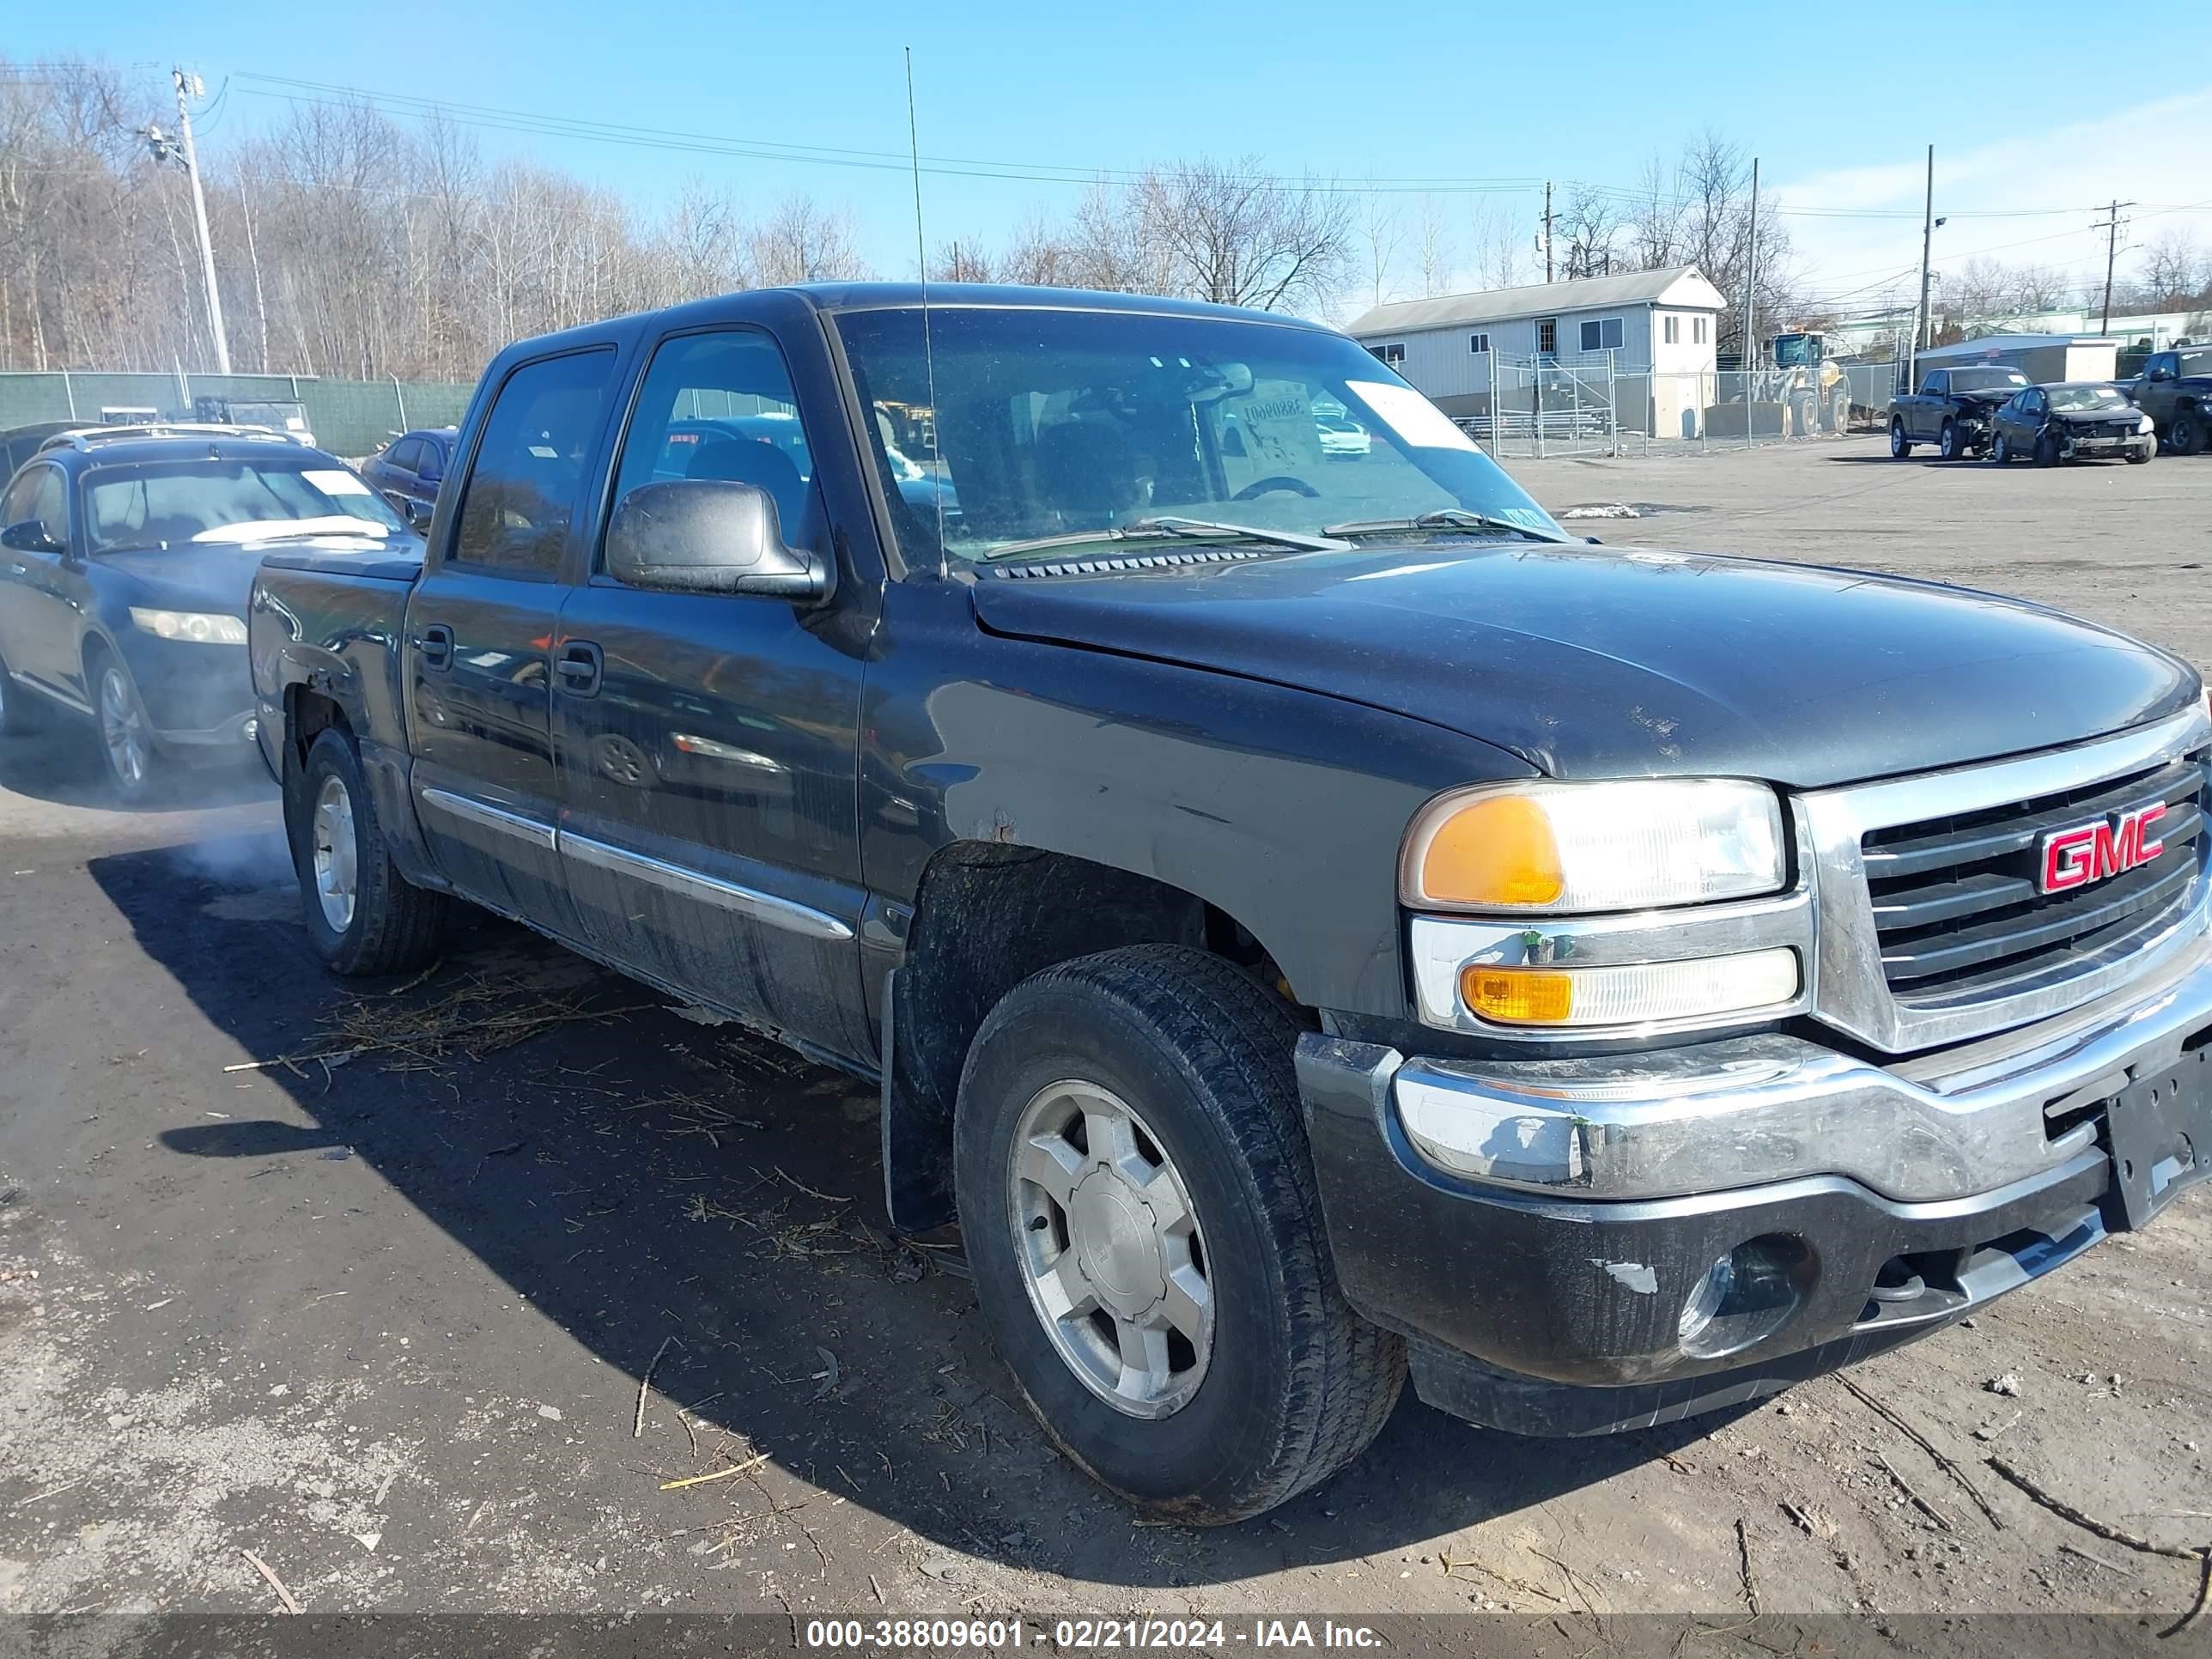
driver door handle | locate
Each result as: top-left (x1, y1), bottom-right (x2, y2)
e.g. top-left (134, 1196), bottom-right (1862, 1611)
top-left (414, 623), bottom-right (453, 670)
top-left (556, 639), bottom-right (603, 698)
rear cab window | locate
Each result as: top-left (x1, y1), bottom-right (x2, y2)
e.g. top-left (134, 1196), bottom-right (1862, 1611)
top-left (449, 348), bottom-right (621, 579)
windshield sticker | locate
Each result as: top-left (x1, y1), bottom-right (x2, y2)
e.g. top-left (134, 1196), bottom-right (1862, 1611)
top-left (1224, 380), bottom-right (1324, 472)
top-left (301, 469), bottom-right (371, 496)
top-left (1347, 380), bottom-right (1480, 453)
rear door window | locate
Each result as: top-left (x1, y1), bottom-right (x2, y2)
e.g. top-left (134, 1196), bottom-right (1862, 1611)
top-left (451, 348), bottom-right (619, 577)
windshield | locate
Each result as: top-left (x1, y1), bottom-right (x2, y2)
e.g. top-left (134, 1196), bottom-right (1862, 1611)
top-left (831, 306), bottom-right (1563, 567)
top-left (1949, 368), bottom-right (2030, 392)
top-left (2048, 385), bottom-right (2130, 412)
top-left (81, 459), bottom-right (404, 554)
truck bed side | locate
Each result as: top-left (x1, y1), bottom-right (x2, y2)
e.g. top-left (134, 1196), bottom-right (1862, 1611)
top-left (250, 550), bottom-right (434, 885)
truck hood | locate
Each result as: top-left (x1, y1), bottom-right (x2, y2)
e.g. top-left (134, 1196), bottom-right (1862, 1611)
top-left (1953, 386), bottom-right (2023, 411)
top-left (969, 543), bottom-right (2198, 789)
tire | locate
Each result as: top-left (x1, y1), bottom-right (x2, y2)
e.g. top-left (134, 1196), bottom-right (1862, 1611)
top-left (0, 650), bottom-right (37, 736)
top-left (1938, 419), bottom-right (1962, 461)
top-left (2173, 410), bottom-right (2204, 457)
top-left (1890, 418), bottom-right (1911, 459)
top-left (290, 726), bottom-right (448, 975)
top-left (88, 647), bottom-right (156, 799)
top-left (953, 945), bottom-right (1404, 1524)
top-left (1990, 434), bottom-right (2011, 465)
top-left (2033, 431), bottom-right (2061, 468)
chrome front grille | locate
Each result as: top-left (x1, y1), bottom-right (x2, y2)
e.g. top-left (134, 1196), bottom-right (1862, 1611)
top-left (1800, 707), bottom-right (2212, 1054)
top-left (1863, 756), bottom-right (2208, 998)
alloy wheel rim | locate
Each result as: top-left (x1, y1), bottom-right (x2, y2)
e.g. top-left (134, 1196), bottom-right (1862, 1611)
top-left (99, 668), bottom-right (147, 788)
top-left (310, 775), bottom-right (359, 933)
top-left (1009, 1079), bottom-right (1212, 1419)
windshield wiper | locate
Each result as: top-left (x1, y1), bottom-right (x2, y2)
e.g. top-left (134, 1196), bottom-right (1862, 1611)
top-left (1321, 507), bottom-right (1571, 544)
top-left (980, 515), bottom-right (1349, 562)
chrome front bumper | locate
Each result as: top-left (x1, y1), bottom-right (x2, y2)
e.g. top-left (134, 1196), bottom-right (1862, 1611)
top-left (1392, 932), bottom-right (2212, 1204)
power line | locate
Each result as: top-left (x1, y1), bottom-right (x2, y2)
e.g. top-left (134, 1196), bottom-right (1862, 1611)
top-left (226, 72), bottom-right (2203, 230)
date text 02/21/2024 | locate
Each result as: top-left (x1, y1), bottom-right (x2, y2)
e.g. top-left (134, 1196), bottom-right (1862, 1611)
top-left (801, 1619), bottom-right (1382, 1650)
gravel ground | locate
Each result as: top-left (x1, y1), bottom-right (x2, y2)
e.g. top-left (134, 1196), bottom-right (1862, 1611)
top-left (2, 435), bottom-right (2209, 1632)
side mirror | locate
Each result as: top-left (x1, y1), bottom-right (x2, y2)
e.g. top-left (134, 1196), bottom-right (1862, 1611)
top-left (1, 520), bottom-right (59, 554)
top-left (605, 479), bottom-right (830, 602)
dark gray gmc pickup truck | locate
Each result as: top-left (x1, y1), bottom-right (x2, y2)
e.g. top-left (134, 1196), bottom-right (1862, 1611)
top-left (250, 283), bottom-right (2212, 1523)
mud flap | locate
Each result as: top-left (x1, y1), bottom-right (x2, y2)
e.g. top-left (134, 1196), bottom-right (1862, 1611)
top-left (880, 967), bottom-right (957, 1234)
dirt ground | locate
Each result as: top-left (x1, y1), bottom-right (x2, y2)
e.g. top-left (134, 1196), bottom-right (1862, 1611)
top-left (3, 436), bottom-right (2210, 1633)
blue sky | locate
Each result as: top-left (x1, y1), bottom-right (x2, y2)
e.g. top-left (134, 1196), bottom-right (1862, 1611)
top-left (23, 1), bottom-right (2212, 317)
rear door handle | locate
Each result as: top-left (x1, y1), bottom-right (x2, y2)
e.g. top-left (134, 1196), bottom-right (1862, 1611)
top-left (556, 639), bottom-right (603, 697)
top-left (415, 623), bottom-right (453, 670)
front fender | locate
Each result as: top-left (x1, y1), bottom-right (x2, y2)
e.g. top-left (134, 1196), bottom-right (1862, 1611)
top-left (860, 587), bottom-right (1534, 1018)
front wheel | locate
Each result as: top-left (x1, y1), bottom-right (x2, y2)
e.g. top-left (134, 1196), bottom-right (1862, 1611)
top-left (1889, 418), bottom-right (1912, 458)
top-left (92, 652), bottom-right (156, 799)
top-left (290, 727), bottom-right (449, 975)
top-left (1990, 434), bottom-right (2012, 465)
top-left (2034, 431), bottom-right (2061, 467)
top-left (953, 945), bottom-right (1404, 1523)
top-left (1938, 419), bottom-right (1963, 461)
top-left (2172, 411), bottom-right (2204, 457)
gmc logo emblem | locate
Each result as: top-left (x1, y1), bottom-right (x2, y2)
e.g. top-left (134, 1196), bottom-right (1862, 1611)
top-left (2037, 802), bottom-right (2167, 895)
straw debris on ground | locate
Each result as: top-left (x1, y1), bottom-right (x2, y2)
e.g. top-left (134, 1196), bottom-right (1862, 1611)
top-left (234, 969), bottom-right (652, 1077)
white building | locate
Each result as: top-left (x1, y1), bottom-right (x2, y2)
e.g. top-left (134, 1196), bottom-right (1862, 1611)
top-left (1346, 266), bottom-right (1729, 434)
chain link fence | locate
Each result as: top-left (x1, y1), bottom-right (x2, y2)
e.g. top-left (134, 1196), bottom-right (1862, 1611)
top-left (1457, 355), bottom-right (1905, 460)
top-left (0, 371), bottom-right (477, 460)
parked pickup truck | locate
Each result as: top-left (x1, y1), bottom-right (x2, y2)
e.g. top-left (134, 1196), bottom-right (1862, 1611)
top-left (2129, 346), bottom-right (2212, 456)
top-left (1888, 364), bottom-right (2032, 459)
top-left (251, 283), bottom-right (2212, 1523)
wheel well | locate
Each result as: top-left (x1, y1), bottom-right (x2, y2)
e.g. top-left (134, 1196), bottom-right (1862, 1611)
top-left (889, 842), bottom-right (1293, 1167)
top-left (283, 685), bottom-right (349, 773)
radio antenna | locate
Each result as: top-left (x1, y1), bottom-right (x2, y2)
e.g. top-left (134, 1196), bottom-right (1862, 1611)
top-left (905, 46), bottom-right (948, 579)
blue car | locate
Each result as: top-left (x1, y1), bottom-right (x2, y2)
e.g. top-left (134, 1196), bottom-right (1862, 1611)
top-left (0, 428), bottom-right (418, 795)
top-left (359, 425), bottom-right (459, 529)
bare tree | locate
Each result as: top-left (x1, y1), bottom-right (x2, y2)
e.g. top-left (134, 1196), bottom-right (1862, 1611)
top-left (1414, 195), bottom-right (1455, 297)
top-left (1467, 199), bottom-right (1522, 289)
top-left (1555, 185), bottom-right (1622, 280)
top-left (929, 239), bottom-right (996, 283)
top-left (1948, 256), bottom-right (2012, 331)
top-left (2134, 232), bottom-right (2207, 309)
top-left (1627, 153), bottom-right (1684, 270)
top-left (2006, 263), bottom-right (2070, 313)
top-left (1357, 185), bottom-right (1402, 307)
top-left (750, 194), bottom-right (868, 287)
top-left (1135, 156), bottom-right (1353, 313)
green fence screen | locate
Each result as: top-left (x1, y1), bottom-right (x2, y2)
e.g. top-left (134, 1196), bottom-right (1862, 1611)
top-left (0, 371), bottom-right (477, 459)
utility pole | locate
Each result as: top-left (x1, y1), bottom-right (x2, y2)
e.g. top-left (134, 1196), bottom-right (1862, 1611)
top-left (1541, 181), bottom-right (1553, 283)
top-left (2093, 199), bottom-right (2135, 334)
top-left (1911, 144), bottom-right (1935, 388)
top-left (1741, 157), bottom-right (1759, 372)
top-left (171, 67), bottom-right (231, 375)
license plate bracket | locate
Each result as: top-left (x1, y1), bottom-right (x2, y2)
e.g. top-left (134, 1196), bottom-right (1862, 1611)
top-left (2106, 1047), bottom-right (2212, 1230)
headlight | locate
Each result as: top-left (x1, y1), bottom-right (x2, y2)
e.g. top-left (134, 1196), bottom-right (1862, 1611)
top-left (2139, 414), bottom-right (2156, 434)
top-left (130, 608), bottom-right (248, 644)
top-left (1401, 779), bottom-right (1786, 913)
